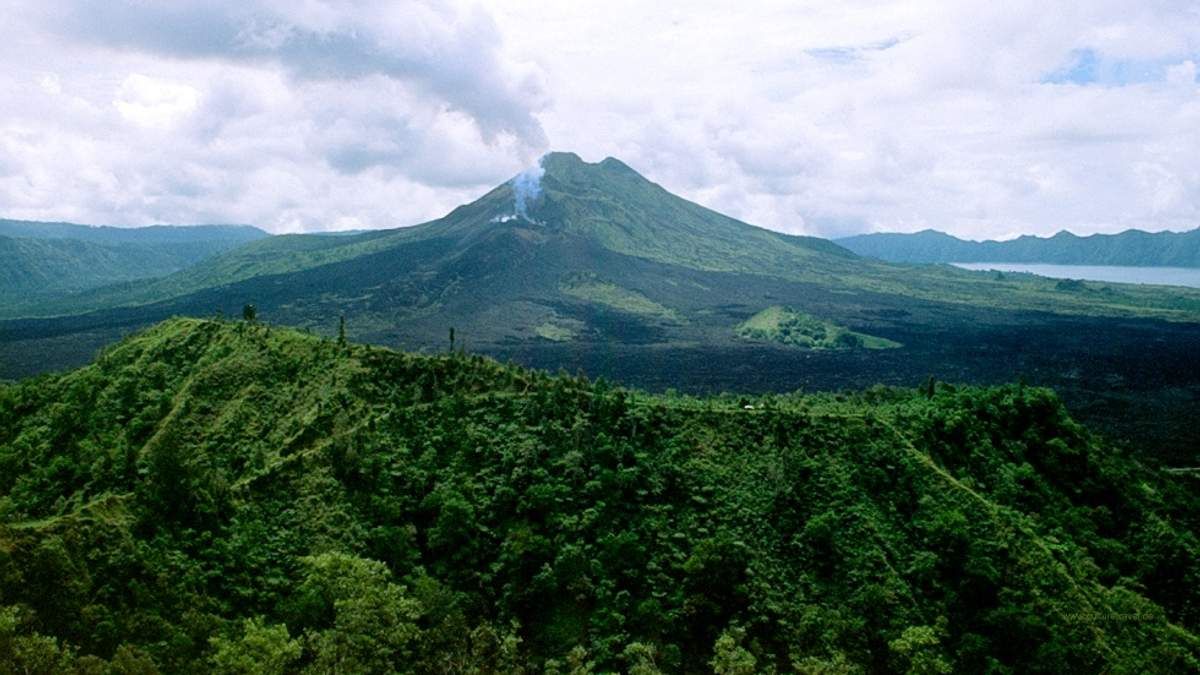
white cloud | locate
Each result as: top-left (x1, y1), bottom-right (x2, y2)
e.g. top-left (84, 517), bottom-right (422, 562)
top-left (114, 74), bottom-right (200, 128)
top-left (1166, 60), bottom-right (1198, 86)
top-left (0, 1), bottom-right (1197, 238)
top-left (38, 73), bottom-right (61, 96)
top-left (487, 0), bottom-right (1200, 237)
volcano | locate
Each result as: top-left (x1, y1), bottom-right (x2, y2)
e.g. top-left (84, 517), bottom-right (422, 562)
top-left (0, 152), bottom-right (887, 351)
top-left (4, 152), bottom-right (1200, 461)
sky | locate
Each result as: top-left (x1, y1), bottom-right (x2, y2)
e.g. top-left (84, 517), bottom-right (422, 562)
top-left (0, 1), bottom-right (1198, 239)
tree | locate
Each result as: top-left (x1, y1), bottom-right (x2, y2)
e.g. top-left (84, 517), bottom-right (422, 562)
top-left (209, 618), bottom-right (301, 675)
top-left (295, 553), bottom-right (423, 673)
top-left (106, 645), bottom-right (160, 674)
top-left (923, 376), bottom-right (936, 399)
top-left (888, 623), bottom-right (952, 675)
top-left (622, 642), bottom-right (665, 674)
top-left (545, 645), bottom-right (594, 675)
top-left (0, 605), bottom-right (77, 674)
top-left (242, 304), bottom-right (257, 322)
top-left (338, 315), bottom-right (347, 347)
top-left (710, 627), bottom-right (756, 675)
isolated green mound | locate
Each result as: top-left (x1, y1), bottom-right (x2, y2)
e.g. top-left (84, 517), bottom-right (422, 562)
top-left (0, 318), bottom-right (1197, 672)
top-left (736, 306), bottom-right (901, 350)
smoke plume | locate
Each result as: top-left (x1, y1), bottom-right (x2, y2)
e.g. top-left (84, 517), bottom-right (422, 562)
top-left (512, 157), bottom-right (546, 221)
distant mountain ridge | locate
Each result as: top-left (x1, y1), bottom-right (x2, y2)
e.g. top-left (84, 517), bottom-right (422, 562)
top-left (0, 219), bottom-right (266, 243)
top-left (0, 219), bottom-right (269, 299)
top-left (838, 227), bottom-right (1200, 267)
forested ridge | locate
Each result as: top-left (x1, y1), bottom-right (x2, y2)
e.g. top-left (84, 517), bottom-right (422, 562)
top-left (1, 318), bottom-right (1197, 673)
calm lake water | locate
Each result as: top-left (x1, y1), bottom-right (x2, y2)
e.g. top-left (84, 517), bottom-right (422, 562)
top-left (952, 263), bottom-right (1200, 289)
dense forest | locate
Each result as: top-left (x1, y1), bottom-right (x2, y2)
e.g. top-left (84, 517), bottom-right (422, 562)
top-left (1, 318), bottom-right (1197, 672)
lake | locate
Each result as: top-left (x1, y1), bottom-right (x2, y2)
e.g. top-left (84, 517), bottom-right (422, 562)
top-left (952, 263), bottom-right (1200, 289)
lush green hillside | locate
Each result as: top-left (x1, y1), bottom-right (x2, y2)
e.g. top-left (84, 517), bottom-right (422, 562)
top-left (0, 220), bottom-right (269, 302)
top-left (0, 318), bottom-right (1197, 672)
top-left (838, 228), bottom-right (1200, 267)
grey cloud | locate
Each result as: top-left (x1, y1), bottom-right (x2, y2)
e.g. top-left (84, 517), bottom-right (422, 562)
top-left (325, 145), bottom-right (407, 175)
top-left (183, 78), bottom-right (273, 143)
top-left (39, 0), bottom-right (548, 151)
top-left (801, 213), bottom-right (871, 238)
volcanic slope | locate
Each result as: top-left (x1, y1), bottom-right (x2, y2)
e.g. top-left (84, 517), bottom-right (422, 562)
top-left (5, 152), bottom-right (1199, 347)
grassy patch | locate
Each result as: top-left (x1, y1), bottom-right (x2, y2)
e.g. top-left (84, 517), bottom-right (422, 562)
top-left (559, 273), bottom-right (681, 321)
top-left (736, 305), bottom-right (901, 350)
top-left (534, 321), bottom-right (575, 342)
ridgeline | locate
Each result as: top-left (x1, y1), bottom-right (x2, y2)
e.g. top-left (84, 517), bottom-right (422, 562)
top-left (837, 227), bottom-right (1200, 267)
top-left (1, 318), bottom-right (1197, 672)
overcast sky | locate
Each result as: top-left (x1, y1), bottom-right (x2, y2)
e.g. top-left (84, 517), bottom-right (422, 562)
top-left (1, 1), bottom-right (1198, 239)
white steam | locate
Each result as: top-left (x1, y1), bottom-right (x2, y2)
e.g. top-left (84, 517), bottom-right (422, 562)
top-left (511, 157), bottom-right (546, 221)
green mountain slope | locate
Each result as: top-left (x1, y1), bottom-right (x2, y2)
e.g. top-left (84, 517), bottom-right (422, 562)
top-left (0, 236), bottom-right (182, 295)
top-left (839, 227), bottom-right (1200, 267)
top-left (0, 318), bottom-right (1196, 672)
top-left (529, 154), bottom-right (856, 274)
top-left (0, 220), bottom-right (269, 301)
top-left (9, 153), bottom-right (1200, 324)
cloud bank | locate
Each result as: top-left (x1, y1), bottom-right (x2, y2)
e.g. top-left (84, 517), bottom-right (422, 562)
top-left (0, 1), bottom-right (1197, 238)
